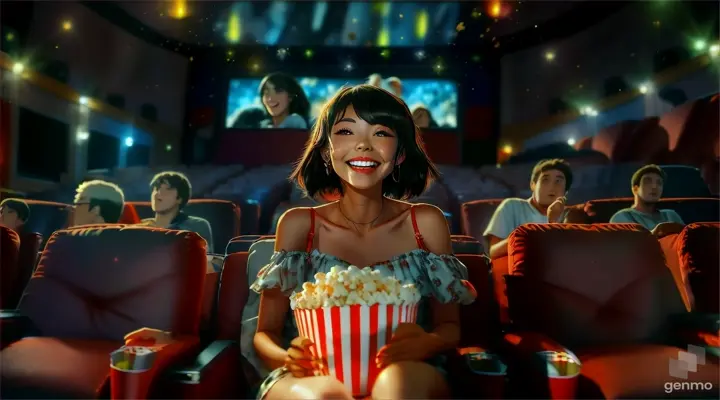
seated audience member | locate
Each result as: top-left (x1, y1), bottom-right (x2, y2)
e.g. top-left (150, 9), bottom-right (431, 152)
top-left (412, 105), bottom-right (438, 129)
top-left (484, 159), bottom-right (573, 258)
top-left (0, 198), bottom-right (30, 233)
top-left (141, 171), bottom-right (214, 252)
top-left (610, 164), bottom-right (684, 230)
top-left (367, 73), bottom-right (383, 87)
top-left (231, 106), bottom-right (267, 129)
top-left (72, 180), bottom-right (125, 226)
top-left (384, 76), bottom-right (403, 98)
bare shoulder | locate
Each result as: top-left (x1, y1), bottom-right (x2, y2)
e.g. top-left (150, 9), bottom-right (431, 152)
top-left (411, 203), bottom-right (452, 254)
top-left (275, 207), bottom-right (313, 251)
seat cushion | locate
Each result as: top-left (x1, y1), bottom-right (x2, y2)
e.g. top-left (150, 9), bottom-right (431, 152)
top-left (1, 337), bottom-right (119, 398)
top-left (677, 223), bottom-right (720, 313)
top-left (578, 344), bottom-right (719, 399)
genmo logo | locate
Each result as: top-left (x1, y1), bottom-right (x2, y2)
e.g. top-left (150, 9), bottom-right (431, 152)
top-left (664, 382), bottom-right (714, 394)
top-left (664, 344), bottom-right (714, 394)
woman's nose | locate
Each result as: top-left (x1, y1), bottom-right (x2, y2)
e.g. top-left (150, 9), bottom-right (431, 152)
top-left (355, 141), bottom-right (372, 151)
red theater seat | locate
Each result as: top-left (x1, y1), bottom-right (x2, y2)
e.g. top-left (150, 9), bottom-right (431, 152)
top-left (566, 197), bottom-right (720, 224)
top-left (23, 200), bottom-right (71, 246)
top-left (502, 224), bottom-right (719, 399)
top-left (461, 199), bottom-right (503, 241)
top-left (592, 118), bottom-right (669, 163)
top-left (7, 232), bottom-right (43, 309)
top-left (118, 203), bottom-right (140, 224)
top-left (0, 226), bottom-right (20, 309)
top-left (0, 225), bottom-right (207, 399)
top-left (676, 223), bottom-right (720, 314)
top-left (130, 199), bottom-right (241, 254)
top-left (662, 96), bottom-right (720, 167)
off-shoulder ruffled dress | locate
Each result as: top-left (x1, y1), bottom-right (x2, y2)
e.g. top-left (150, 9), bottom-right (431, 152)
top-left (250, 207), bottom-right (477, 399)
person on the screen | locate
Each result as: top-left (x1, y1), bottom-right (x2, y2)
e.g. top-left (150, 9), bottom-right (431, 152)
top-left (367, 73), bottom-right (383, 87)
top-left (412, 105), bottom-right (438, 129)
top-left (609, 164), bottom-right (684, 230)
top-left (384, 76), bottom-right (403, 98)
top-left (141, 171), bottom-right (214, 252)
top-left (232, 106), bottom-right (267, 129)
top-left (258, 72), bottom-right (311, 129)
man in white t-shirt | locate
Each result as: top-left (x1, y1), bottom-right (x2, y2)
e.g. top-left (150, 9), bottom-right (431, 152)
top-left (609, 164), bottom-right (684, 230)
top-left (484, 159), bottom-right (573, 258)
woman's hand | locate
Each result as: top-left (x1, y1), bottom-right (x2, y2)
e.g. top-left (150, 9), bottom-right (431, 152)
top-left (124, 328), bottom-right (173, 346)
top-left (375, 323), bottom-right (436, 368)
top-left (285, 336), bottom-right (317, 377)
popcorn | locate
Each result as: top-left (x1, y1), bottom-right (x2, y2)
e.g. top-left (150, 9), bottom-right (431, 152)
top-left (290, 266), bottom-right (421, 309)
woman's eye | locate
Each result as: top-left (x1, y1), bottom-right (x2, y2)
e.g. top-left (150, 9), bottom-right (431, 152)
top-left (375, 131), bottom-right (393, 137)
top-left (334, 129), bottom-right (352, 135)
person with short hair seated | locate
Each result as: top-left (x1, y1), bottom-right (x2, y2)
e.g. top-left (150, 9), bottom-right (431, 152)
top-left (141, 171), bottom-right (214, 252)
top-left (484, 158), bottom-right (574, 258)
top-left (0, 198), bottom-right (30, 233)
top-left (610, 164), bottom-right (684, 230)
top-left (71, 180), bottom-right (125, 226)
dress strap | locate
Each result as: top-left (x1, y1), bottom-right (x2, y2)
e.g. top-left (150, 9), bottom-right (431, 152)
top-left (410, 206), bottom-right (428, 251)
top-left (306, 208), bottom-right (316, 252)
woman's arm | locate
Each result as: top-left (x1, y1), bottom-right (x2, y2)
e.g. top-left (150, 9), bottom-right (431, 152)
top-left (412, 204), bottom-right (462, 351)
top-left (253, 207), bottom-right (313, 369)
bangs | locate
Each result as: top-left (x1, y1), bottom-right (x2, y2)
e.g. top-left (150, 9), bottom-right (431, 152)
top-left (328, 86), bottom-right (414, 135)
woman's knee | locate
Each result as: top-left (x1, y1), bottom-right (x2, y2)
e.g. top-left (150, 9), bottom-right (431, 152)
top-left (267, 375), bottom-right (352, 400)
top-left (372, 361), bottom-right (449, 399)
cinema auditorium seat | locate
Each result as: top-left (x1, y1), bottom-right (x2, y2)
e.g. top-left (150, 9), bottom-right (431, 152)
top-left (0, 225), bottom-right (207, 399)
top-left (565, 197), bottom-right (720, 225)
top-left (118, 203), bottom-right (140, 224)
top-left (676, 223), bottom-right (720, 314)
top-left (0, 226), bottom-right (21, 309)
top-left (7, 232), bottom-right (42, 309)
top-left (23, 200), bottom-right (70, 246)
top-left (501, 224), bottom-right (719, 399)
top-left (461, 199), bottom-right (503, 241)
top-left (662, 96), bottom-right (720, 167)
top-left (130, 199), bottom-right (241, 254)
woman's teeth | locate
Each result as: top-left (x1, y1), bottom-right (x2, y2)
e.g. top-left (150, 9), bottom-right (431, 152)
top-left (347, 161), bottom-right (379, 167)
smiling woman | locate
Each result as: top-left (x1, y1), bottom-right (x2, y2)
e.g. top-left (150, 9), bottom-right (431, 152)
top-left (291, 84), bottom-right (439, 200)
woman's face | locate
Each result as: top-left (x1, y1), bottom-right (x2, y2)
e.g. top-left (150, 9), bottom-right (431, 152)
top-left (327, 105), bottom-right (400, 190)
top-left (413, 110), bottom-right (430, 128)
top-left (261, 82), bottom-right (290, 117)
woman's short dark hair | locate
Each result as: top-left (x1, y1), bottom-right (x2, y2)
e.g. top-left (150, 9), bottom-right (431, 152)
top-left (149, 171), bottom-right (192, 209)
top-left (290, 84), bottom-right (440, 200)
top-left (258, 73), bottom-right (311, 124)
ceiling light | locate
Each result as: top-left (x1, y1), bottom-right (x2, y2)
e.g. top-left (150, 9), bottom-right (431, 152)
top-left (12, 63), bottom-right (24, 74)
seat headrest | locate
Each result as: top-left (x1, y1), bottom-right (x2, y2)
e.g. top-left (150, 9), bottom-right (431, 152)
top-left (19, 225), bottom-right (208, 339)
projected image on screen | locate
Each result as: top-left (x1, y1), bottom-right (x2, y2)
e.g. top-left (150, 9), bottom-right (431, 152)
top-left (226, 77), bottom-right (458, 129)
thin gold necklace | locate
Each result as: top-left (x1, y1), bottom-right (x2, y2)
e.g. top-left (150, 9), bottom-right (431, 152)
top-left (338, 199), bottom-right (384, 233)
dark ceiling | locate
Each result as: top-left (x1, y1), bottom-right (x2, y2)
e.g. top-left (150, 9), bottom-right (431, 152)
top-left (112, 1), bottom-right (587, 48)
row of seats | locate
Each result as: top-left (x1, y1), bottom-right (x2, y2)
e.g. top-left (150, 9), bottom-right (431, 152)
top-left (5, 222), bottom-right (716, 398)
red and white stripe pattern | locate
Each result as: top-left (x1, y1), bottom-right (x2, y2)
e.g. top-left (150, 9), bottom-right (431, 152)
top-left (294, 303), bottom-right (419, 396)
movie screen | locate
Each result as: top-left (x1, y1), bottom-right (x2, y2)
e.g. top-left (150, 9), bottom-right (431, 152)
top-left (226, 77), bottom-right (458, 129)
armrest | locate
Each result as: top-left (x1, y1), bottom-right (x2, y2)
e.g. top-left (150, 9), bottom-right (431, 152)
top-left (498, 332), bottom-right (578, 398)
top-left (1, 310), bottom-right (33, 348)
top-left (447, 346), bottom-right (507, 399)
top-left (167, 340), bottom-right (237, 383)
top-left (164, 340), bottom-right (246, 399)
top-left (113, 335), bottom-right (201, 399)
top-left (670, 313), bottom-right (720, 348)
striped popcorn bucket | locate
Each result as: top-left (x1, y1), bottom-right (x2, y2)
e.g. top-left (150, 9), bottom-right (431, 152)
top-left (294, 303), bottom-right (420, 397)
